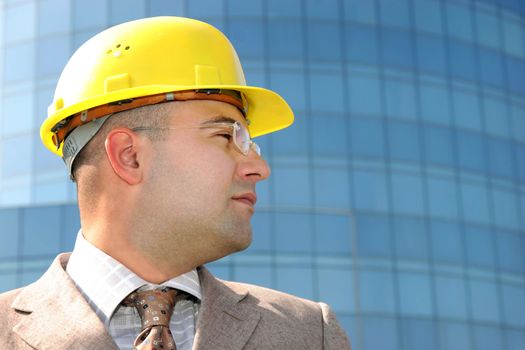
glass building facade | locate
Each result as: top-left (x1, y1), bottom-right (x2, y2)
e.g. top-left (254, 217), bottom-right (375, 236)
top-left (1, 0), bottom-right (525, 349)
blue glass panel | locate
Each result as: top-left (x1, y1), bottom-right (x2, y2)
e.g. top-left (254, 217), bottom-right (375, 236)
top-left (313, 168), bottom-right (351, 210)
top-left (206, 265), bottom-right (230, 280)
top-left (187, 0), bottom-right (224, 17)
top-left (318, 267), bottom-right (355, 312)
top-left (517, 144), bottom-right (525, 182)
top-left (312, 115), bottom-right (347, 155)
top-left (492, 189), bottom-right (519, 230)
top-left (276, 267), bottom-right (314, 300)
top-left (420, 84), bottom-right (451, 125)
top-left (267, 20), bottom-right (303, 61)
top-left (273, 166), bottom-right (311, 207)
top-left (271, 113), bottom-right (307, 154)
top-left (416, 34), bottom-right (446, 75)
top-left (149, 0), bottom-right (184, 16)
top-left (427, 177), bottom-right (459, 219)
top-left (305, 0), bottom-right (338, 19)
top-left (473, 325), bottom-right (504, 350)
top-left (310, 73), bottom-right (344, 113)
top-left (0, 208), bottom-right (19, 258)
top-left (267, 0), bottom-right (301, 18)
top-left (457, 130), bottom-right (486, 173)
top-left (63, 205), bottom-right (81, 251)
top-left (307, 22), bottom-right (341, 61)
top-left (248, 212), bottom-right (271, 253)
top-left (227, 0), bottom-right (263, 16)
top-left (435, 276), bottom-right (468, 319)
top-left (22, 206), bottom-right (61, 256)
top-left (0, 274), bottom-right (17, 293)
top-left (390, 173), bottom-right (424, 215)
top-left (353, 170), bottom-right (389, 212)
top-left (344, 0), bottom-right (377, 24)
top-left (478, 49), bottom-right (505, 88)
top-left (461, 183), bottom-right (491, 225)
top-left (3, 92), bottom-right (34, 136)
top-left (269, 70), bottom-right (305, 111)
top-left (414, 0), bottom-right (443, 34)
top-left (399, 272), bottom-right (433, 316)
top-left (378, 0), bottom-right (410, 28)
top-left (381, 29), bottom-right (413, 69)
top-left (439, 321), bottom-right (472, 350)
top-left (274, 212), bottom-right (312, 253)
top-left (384, 79), bottom-right (417, 120)
top-left (423, 125), bottom-right (454, 167)
top-left (356, 213), bottom-right (392, 257)
top-left (4, 43), bottom-right (35, 82)
top-left (388, 121), bottom-right (421, 162)
top-left (359, 269), bottom-right (396, 313)
top-left (503, 19), bottom-right (525, 58)
top-left (349, 118), bottom-right (385, 158)
top-left (38, 0), bottom-right (70, 35)
top-left (502, 284), bottom-right (525, 327)
top-left (470, 279), bottom-right (501, 322)
top-left (475, 9), bottom-right (501, 49)
top-left (506, 56), bottom-right (525, 96)
top-left (315, 214), bottom-right (351, 254)
top-left (448, 40), bottom-right (477, 82)
top-left (348, 75), bottom-right (382, 116)
top-left (362, 316), bottom-right (399, 350)
top-left (497, 231), bottom-right (525, 273)
top-left (445, 2), bottom-right (473, 41)
top-left (465, 225), bottom-right (496, 269)
top-left (2, 134), bottom-right (32, 177)
top-left (507, 329), bottom-right (525, 350)
top-left (511, 103), bottom-right (525, 143)
top-left (73, 0), bottom-right (107, 29)
top-left (5, 2), bottom-right (36, 43)
top-left (228, 19), bottom-right (264, 59)
top-left (110, 0), bottom-right (146, 25)
top-left (394, 217), bottom-right (428, 260)
top-left (234, 265), bottom-right (272, 288)
top-left (484, 96), bottom-right (510, 138)
top-left (453, 89), bottom-right (482, 131)
top-left (36, 36), bottom-right (70, 77)
top-left (401, 318), bottom-right (437, 350)
top-left (431, 221), bottom-right (463, 264)
top-left (345, 24), bottom-right (379, 64)
top-left (21, 269), bottom-right (49, 286)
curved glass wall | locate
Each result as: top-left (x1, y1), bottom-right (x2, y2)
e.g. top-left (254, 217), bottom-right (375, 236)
top-left (1, 1), bottom-right (525, 349)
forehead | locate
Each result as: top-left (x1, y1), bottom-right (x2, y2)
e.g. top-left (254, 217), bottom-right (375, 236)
top-left (166, 100), bottom-right (247, 127)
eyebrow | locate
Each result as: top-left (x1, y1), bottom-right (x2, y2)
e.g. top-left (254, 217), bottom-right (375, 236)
top-left (200, 115), bottom-right (239, 126)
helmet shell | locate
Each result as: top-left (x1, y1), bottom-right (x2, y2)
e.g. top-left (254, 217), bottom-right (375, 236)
top-left (41, 16), bottom-right (294, 156)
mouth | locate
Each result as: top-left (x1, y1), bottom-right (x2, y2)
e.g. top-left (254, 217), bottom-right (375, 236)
top-left (232, 192), bottom-right (257, 208)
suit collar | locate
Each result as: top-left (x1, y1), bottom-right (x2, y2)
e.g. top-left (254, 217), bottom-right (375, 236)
top-left (11, 253), bottom-right (118, 350)
top-left (193, 267), bottom-right (261, 350)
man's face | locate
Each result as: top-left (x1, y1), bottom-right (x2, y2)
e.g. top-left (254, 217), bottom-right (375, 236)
top-left (137, 100), bottom-right (270, 263)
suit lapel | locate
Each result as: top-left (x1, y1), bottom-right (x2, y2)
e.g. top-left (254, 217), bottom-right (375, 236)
top-left (11, 254), bottom-right (118, 350)
top-left (193, 267), bottom-right (261, 350)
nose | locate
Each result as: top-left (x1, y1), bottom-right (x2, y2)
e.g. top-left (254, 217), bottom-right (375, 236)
top-left (236, 149), bottom-right (271, 183)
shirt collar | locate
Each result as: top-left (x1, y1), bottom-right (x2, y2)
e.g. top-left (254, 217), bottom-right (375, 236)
top-left (66, 230), bottom-right (202, 326)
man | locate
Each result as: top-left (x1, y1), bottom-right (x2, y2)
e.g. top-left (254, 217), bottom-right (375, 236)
top-left (0, 17), bottom-right (350, 349)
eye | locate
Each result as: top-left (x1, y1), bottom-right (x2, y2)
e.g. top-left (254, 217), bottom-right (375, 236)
top-left (216, 132), bottom-right (233, 140)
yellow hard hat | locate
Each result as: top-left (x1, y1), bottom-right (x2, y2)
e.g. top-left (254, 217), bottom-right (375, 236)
top-left (40, 16), bottom-right (294, 158)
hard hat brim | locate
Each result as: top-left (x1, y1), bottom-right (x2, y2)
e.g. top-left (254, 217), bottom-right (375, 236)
top-left (40, 84), bottom-right (294, 157)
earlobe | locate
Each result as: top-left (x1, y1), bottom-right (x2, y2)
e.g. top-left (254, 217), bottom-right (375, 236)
top-left (105, 129), bottom-right (143, 185)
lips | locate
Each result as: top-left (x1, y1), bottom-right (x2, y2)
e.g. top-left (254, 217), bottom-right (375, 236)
top-left (232, 192), bottom-right (257, 207)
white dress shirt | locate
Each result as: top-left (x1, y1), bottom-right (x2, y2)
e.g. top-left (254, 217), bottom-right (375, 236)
top-left (66, 231), bottom-right (201, 350)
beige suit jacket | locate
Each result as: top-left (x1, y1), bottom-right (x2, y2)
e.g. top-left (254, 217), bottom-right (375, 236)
top-left (0, 254), bottom-right (350, 349)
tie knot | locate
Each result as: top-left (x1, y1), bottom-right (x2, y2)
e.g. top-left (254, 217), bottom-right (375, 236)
top-left (123, 287), bottom-right (183, 330)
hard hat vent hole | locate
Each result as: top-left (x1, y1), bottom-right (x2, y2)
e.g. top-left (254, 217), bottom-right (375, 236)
top-left (125, 46), bottom-right (130, 50)
top-left (106, 49), bottom-right (112, 54)
top-left (116, 44), bottom-right (121, 48)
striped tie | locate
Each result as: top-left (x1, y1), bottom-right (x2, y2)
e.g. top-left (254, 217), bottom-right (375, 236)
top-left (123, 287), bottom-right (185, 350)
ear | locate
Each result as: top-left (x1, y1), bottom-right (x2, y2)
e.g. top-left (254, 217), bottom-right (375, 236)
top-left (104, 128), bottom-right (143, 185)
